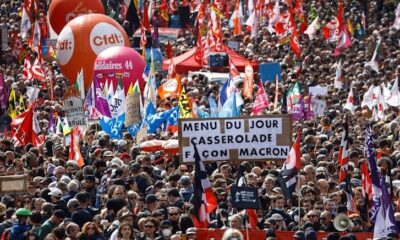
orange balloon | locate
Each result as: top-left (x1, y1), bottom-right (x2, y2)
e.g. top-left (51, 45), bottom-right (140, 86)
top-left (56, 14), bottom-right (130, 91)
top-left (48, 0), bottom-right (105, 34)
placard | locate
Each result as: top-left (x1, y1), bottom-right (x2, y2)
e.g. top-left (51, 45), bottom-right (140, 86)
top-left (64, 96), bottom-right (86, 127)
top-left (309, 85), bottom-right (328, 97)
top-left (0, 175), bottom-right (27, 193)
top-left (311, 98), bottom-right (326, 117)
top-left (259, 63), bottom-right (282, 82)
top-left (136, 127), bottom-right (148, 144)
top-left (125, 92), bottom-right (141, 126)
top-left (231, 186), bottom-right (260, 209)
top-left (179, 115), bottom-right (292, 163)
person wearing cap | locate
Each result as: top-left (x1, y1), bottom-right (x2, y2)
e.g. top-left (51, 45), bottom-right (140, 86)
top-left (155, 220), bottom-right (173, 240)
top-left (141, 194), bottom-right (159, 215)
top-left (185, 227), bottom-right (197, 240)
top-left (38, 209), bottom-right (66, 240)
top-left (49, 188), bottom-right (68, 216)
top-left (179, 176), bottom-right (193, 202)
top-left (83, 175), bottom-right (97, 207)
top-left (9, 208), bottom-right (32, 240)
top-left (265, 195), bottom-right (292, 226)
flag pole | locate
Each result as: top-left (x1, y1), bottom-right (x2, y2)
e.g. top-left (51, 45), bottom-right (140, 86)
top-left (298, 174), bottom-right (302, 229)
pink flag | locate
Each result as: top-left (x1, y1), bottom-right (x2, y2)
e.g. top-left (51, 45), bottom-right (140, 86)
top-left (252, 81), bottom-right (269, 115)
top-left (334, 25), bottom-right (352, 56)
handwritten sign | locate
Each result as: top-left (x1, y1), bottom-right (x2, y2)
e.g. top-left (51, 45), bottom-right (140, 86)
top-left (179, 115), bottom-right (292, 163)
top-left (64, 96), bottom-right (86, 127)
top-left (125, 92), bottom-right (141, 126)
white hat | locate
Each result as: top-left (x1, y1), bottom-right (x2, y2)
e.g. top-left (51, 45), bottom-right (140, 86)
top-left (48, 187), bottom-right (63, 198)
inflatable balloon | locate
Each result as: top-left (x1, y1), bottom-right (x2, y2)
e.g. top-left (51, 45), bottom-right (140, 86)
top-left (94, 46), bottom-right (146, 95)
top-left (49, 0), bottom-right (105, 34)
top-left (56, 14), bottom-right (129, 91)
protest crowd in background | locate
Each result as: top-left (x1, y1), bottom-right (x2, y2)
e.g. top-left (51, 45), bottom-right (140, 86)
top-left (0, 0), bottom-right (400, 239)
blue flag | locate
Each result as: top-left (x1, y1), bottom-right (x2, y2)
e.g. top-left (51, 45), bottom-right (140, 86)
top-left (219, 92), bottom-right (241, 117)
top-left (147, 107), bottom-right (178, 133)
top-left (208, 96), bottom-right (218, 118)
top-left (100, 113), bottom-right (125, 139)
top-left (128, 120), bottom-right (142, 136)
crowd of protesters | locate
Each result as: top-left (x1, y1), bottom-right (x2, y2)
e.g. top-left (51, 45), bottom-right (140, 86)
top-left (0, 0), bottom-right (400, 240)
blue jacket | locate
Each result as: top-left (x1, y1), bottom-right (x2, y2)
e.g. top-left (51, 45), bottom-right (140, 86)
top-left (11, 222), bottom-right (31, 240)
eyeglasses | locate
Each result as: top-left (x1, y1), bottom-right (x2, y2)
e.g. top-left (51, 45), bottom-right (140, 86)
top-left (169, 212), bottom-right (179, 216)
top-left (145, 225), bottom-right (155, 228)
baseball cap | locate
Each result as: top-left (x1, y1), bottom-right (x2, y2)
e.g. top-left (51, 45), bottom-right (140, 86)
top-left (186, 227), bottom-right (196, 235)
top-left (145, 194), bottom-right (158, 204)
top-left (48, 188), bottom-right (63, 198)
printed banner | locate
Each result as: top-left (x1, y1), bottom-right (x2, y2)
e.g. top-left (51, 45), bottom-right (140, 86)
top-left (231, 186), bottom-right (260, 209)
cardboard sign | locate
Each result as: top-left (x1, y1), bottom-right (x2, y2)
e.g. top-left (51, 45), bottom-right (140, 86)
top-left (125, 92), bottom-right (141, 126)
top-left (231, 186), bottom-right (260, 209)
top-left (0, 175), bottom-right (27, 193)
top-left (64, 96), bottom-right (86, 127)
top-left (179, 115), bottom-right (292, 163)
top-left (136, 127), bottom-right (148, 144)
top-left (259, 63), bottom-right (282, 82)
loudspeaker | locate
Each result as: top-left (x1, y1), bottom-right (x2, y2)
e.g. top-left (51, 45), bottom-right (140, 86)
top-left (208, 52), bottom-right (229, 67)
top-left (333, 213), bottom-right (352, 231)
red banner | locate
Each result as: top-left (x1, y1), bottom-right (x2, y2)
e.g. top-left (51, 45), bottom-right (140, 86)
top-left (197, 229), bottom-right (373, 240)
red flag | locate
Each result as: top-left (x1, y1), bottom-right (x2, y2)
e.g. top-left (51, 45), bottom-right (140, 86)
top-left (12, 104), bottom-right (41, 147)
top-left (338, 118), bottom-right (349, 183)
top-left (166, 39), bottom-right (173, 59)
top-left (361, 161), bottom-right (372, 201)
top-left (246, 209), bottom-right (258, 230)
top-left (252, 81), bottom-right (269, 115)
top-left (23, 57), bottom-right (33, 80)
top-left (290, 25), bottom-right (301, 58)
top-left (142, 0), bottom-right (150, 31)
top-left (31, 57), bottom-right (45, 81)
top-left (193, 144), bottom-right (217, 228)
top-left (68, 127), bottom-right (85, 168)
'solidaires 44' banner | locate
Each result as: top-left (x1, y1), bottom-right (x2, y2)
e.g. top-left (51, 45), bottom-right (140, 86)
top-left (178, 115), bottom-right (292, 163)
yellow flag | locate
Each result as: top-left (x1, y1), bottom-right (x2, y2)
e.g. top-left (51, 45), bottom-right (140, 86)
top-left (178, 85), bottom-right (192, 118)
top-left (346, 19), bottom-right (354, 36)
top-left (127, 82), bottom-right (134, 96)
top-left (9, 88), bottom-right (17, 119)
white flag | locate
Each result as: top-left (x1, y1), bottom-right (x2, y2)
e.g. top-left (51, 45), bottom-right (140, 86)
top-left (386, 78), bottom-right (400, 107)
top-left (334, 59), bottom-right (343, 89)
top-left (393, 3), bottom-right (400, 30)
top-left (304, 16), bottom-right (320, 40)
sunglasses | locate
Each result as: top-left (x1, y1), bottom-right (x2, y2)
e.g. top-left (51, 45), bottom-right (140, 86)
top-left (308, 215), bottom-right (317, 218)
top-left (145, 225), bottom-right (155, 228)
top-left (87, 227), bottom-right (95, 230)
top-left (169, 213), bottom-right (179, 216)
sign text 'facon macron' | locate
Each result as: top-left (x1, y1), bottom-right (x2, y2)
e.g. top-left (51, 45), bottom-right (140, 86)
top-left (178, 115), bottom-right (292, 163)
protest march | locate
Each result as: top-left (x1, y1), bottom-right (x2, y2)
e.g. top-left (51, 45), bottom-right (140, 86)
top-left (0, 0), bottom-right (400, 239)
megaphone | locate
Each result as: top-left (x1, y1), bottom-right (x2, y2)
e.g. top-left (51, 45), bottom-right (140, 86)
top-left (333, 213), bottom-right (352, 231)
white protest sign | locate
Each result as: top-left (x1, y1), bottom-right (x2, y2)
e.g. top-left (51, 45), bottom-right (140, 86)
top-left (309, 85), bottom-right (328, 97)
top-left (311, 98), bottom-right (326, 117)
top-left (179, 115), bottom-right (292, 163)
top-left (64, 96), bottom-right (86, 127)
